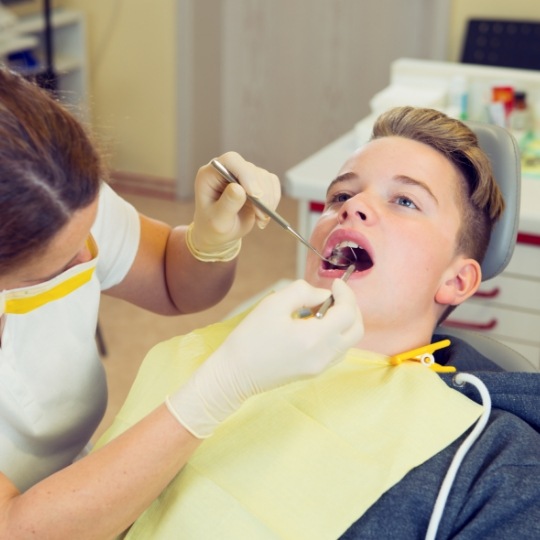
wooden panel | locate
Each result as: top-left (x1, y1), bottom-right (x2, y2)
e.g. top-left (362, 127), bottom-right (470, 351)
top-left (219, 0), bottom-right (449, 181)
top-left (177, 0), bottom-right (450, 195)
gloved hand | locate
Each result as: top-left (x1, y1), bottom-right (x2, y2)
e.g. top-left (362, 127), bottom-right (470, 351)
top-left (167, 278), bottom-right (364, 438)
top-left (187, 152), bottom-right (281, 262)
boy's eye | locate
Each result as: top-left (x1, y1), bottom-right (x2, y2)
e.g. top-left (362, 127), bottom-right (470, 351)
top-left (327, 192), bottom-right (352, 205)
top-left (396, 195), bottom-right (418, 210)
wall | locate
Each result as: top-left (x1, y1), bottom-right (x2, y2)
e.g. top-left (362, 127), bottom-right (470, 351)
top-left (176, 0), bottom-right (222, 197)
top-left (60, 0), bottom-right (449, 197)
top-left (59, 0), bottom-right (540, 196)
top-left (62, 0), bottom-right (177, 179)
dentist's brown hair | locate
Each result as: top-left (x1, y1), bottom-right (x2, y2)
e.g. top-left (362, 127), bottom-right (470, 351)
top-left (0, 67), bottom-right (104, 275)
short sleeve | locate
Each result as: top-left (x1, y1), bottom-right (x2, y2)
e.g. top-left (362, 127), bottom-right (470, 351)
top-left (91, 183), bottom-right (141, 290)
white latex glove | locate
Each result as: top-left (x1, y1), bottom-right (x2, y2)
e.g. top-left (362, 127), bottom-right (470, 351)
top-left (167, 278), bottom-right (364, 438)
top-left (187, 151), bottom-right (281, 261)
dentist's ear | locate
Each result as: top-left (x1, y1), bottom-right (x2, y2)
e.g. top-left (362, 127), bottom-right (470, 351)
top-left (435, 257), bottom-right (482, 307)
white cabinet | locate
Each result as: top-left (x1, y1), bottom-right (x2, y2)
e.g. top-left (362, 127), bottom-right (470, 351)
top-left (1, 9), bottom-right (88, 120)
top-left (443, 240), bottom-right (540, 369)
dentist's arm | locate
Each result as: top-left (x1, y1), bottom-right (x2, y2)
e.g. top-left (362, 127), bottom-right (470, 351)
top-left (0, 279), bottom-right (362, 539)
top-left (107, 152), bottom-right (281, 315)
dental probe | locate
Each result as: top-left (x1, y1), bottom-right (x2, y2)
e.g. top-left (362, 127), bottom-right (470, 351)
top-left (292, 264), bottom-right (355, 319)
top-left (210, 159), bottom-right (349, 267)
top-left (315, 264), bottom-right (355, 319)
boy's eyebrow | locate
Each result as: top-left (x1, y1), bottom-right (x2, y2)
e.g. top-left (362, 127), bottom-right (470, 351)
top-left (326, 172), bottom-right (358, 195)
top-left (326, 172), bottom-right (439, 206)
top-left (395, 175), bottom-right (439, 205)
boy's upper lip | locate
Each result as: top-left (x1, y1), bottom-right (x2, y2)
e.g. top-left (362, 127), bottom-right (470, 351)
top-left (324, 228), bottom-right (375, 264)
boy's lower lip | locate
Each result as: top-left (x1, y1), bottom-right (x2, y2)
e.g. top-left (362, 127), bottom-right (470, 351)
top-left (318, 265), bottom-right (371, 278)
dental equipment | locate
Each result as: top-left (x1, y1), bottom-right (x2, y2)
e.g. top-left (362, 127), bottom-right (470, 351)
top-left (210, 159), bottom-right (351, 267)
top-left (315, 263), bottom-right (355, 318)
top-left (292, 264), bottom-right (355, 319)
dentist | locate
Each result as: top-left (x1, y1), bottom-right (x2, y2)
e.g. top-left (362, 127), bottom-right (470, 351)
top-left (0, 67), bottom-right (363, 538)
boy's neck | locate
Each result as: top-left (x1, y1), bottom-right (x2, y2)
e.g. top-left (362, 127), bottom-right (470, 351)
top-left (356, 321), bottom-right (436, 358)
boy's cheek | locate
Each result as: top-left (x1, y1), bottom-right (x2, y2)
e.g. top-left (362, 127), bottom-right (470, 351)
top-left (310, 214), bottom-right (335, 246)
top-left (303, 253), bottom-right (320, 282)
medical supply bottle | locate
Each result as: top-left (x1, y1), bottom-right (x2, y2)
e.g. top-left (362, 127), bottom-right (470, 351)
top-left (447, 76), bottom-right (468, 120)
top-left (509, 91), bottom-right (532, 140)
top-left (509, 91), bottom-right (532, 133)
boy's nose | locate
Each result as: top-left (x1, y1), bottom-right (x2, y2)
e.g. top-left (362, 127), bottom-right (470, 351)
top-left (338, 196), bottom-right (370, 224)
top-left (339, 209), bottom-right (367, 222)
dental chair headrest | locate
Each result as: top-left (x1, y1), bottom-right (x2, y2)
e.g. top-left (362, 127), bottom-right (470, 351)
top-left (467, 122), bottom-right (521, 281)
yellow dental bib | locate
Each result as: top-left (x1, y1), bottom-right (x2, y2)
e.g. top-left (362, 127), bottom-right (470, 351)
top-left (96, 311), bottom-right (482, 540)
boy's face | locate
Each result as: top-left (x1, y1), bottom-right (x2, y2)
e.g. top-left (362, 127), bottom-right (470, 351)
top-left (305, 136), bottom-right (473, 347)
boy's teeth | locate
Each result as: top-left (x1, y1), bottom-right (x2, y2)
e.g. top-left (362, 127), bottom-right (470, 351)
top-left (335, 240), bottom-right (362, 249)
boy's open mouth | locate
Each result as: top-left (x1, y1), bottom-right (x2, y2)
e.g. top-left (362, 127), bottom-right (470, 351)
top-left (324, 241), bottom-right (374, 271)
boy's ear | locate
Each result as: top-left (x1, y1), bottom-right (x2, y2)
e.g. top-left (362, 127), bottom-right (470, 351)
top-left (435, 257), bottom-right (482, 307)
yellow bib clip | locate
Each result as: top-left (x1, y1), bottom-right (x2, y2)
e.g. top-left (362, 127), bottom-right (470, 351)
top-left (390, 339), bottom-right (456, 373)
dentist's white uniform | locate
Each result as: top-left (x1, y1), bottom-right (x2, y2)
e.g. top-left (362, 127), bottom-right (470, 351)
top-left (0, 184), bottom-right (140, 491)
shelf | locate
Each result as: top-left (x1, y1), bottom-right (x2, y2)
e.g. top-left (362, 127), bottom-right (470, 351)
top-left (14, 8), bottom-right (81, 34)
top-left (0, 34), bottom-right (37, 57)
top-left (9, 55), bottom-right (81, 77)
top-left (2, 8), bottom-right (88, 120)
